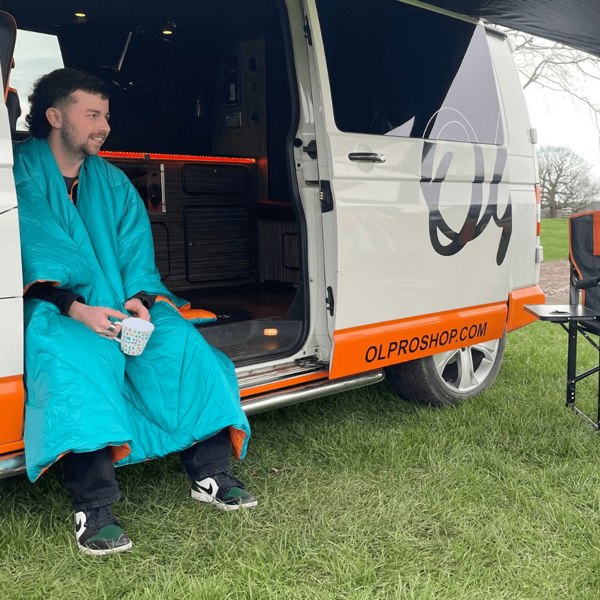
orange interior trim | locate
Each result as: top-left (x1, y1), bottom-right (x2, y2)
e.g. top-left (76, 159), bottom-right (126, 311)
top-left (100, 151), bottom-right (256, 165)
top-left (240, 371), bottom-right (328, 399)
top-left (506, 285), bottom-right (546, 332)
top-left (228, 427), bottom-right (246, 460)
top-left (0, 375), bottom-right (25, 446)
top-left (330, 302), bottom-right (508, 379)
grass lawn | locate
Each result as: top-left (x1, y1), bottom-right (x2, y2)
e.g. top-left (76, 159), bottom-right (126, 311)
top-left (541, 218), bottom-right (569, 261)
top-left (3, 322), bottom-right (600, 599)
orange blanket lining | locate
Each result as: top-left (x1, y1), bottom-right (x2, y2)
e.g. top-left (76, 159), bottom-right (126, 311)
top-left (36, 443), bottom-right (131, 481)
top-left (155, 295), bottom-right (216, 320)
top-left (228, 427), bottom-right (247, 460)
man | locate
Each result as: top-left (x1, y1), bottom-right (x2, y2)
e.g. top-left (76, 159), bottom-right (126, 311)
top-left (14, 68), bottom-right (257, 557)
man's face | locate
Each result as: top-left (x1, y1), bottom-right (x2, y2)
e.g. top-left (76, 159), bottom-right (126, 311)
top-left (55, 90), bottom-right (111, 159)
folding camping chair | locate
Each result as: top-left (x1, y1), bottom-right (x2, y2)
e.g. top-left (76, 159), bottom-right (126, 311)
top-left (526, 210), bottom-right (600, 429)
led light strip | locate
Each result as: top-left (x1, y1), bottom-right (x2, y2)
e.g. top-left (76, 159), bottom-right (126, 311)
top-left (100, 151), bottom-right (256, 164)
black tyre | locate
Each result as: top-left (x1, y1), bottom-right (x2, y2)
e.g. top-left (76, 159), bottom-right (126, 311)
top-left (385, 336), bottom-right (506, 406)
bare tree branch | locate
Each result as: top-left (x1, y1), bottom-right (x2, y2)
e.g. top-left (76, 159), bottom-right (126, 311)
top-left (498, 28), bottom-right (600, 133)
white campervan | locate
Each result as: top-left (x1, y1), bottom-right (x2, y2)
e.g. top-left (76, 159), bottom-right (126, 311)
top-left (0, 0), bottom-right (543, 477)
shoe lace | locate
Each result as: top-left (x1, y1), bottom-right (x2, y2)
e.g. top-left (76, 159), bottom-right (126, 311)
top-left (86, 504), bottom-right (118, 532)
top-left (212, 471), bottom-right (245, 491)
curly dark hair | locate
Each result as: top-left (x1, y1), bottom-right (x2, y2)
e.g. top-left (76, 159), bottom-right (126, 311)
top-left (26, 68), bottom-right (110, 138)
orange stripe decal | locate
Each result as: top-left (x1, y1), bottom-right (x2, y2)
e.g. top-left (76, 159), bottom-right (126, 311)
top-left (330, 303), bottom-right (508, 379)
top-left (0, 441), bottom-right (24, 454)
top-left (0, 375), bottom-right (25, 446)
top-left (506, 285), bottom-right (545, 332)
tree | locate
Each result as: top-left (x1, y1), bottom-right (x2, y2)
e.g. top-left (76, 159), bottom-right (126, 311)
top-left (538, 145), bottom-right (600, 216)
top-left (501, 30), bottom-right (600, 132)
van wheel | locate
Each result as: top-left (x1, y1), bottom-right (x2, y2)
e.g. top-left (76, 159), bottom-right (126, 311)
top-left (385, 336), bottom-right (506, 406)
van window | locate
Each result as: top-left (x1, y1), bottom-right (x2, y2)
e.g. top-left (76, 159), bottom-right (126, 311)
top-left (11, 30), bottom-right (64, 131)
top-left (316, 0), bottom-right (504, 145)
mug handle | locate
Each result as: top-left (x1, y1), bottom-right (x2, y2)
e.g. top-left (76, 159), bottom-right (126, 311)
top-left (110, 320), bottom-right (123, 343)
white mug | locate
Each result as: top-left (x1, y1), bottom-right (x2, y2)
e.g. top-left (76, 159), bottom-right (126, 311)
top-left (112, 317), bottom-right (155, 356)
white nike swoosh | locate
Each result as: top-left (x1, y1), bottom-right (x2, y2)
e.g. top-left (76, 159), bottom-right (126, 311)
top-left (198, 484), bottom-right (214, 496)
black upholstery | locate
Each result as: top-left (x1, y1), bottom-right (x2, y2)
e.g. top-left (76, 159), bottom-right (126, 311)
top-left (0, 11), bottom-right (16, 99)
top-left (6, 87), bottom-right (20, 134)
top-left (569, 211), bottom-right (600, 333)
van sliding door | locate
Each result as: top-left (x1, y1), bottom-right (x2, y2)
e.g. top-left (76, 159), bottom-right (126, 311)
top-left (303, 0), bottom-right (512, 378)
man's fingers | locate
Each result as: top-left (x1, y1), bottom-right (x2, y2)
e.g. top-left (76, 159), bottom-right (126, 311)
top-left (106, 321), bottom-right (121, 335)
top-left (104, 308), bottom-right (129, 319)
top-left (138, 308), bottom-right (151, 321)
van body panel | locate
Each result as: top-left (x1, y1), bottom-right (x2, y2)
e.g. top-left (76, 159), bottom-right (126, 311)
top-left (487, 35), bottom-right (536, 158)
top-left (508, 188), bottom-right (541, 287)
top-left (0, 297), bottom-right (23, 378)
top-left (506, 285), bottom-right (545, 332)
top-left (0, 208), bottom-right (23, 299)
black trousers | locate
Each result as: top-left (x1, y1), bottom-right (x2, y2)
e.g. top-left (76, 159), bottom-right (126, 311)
top-left (62, 428), bottom-right (232, 511)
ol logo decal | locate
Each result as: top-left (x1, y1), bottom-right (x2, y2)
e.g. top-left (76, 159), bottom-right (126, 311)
top-left (420, 141), bottom-right (512, 266)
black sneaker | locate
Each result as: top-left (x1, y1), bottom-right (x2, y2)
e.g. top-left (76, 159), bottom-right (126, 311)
top-left (191, 472), bottom-right (258, 511)
top-left (74, 505), bottom-right (133, 556)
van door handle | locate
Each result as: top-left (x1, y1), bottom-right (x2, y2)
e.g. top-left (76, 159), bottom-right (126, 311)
top-left (348, 152), bottom-right (386, 163)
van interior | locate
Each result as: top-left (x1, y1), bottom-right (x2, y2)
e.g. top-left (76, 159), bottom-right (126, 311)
top-left (3, 0), bottom-right (307, 365)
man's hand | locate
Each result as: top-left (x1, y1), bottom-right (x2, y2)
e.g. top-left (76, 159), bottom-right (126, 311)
top-left (68, 302), bottom-right (129, 337)
top-left (124, 297), bottom-right (151, 321)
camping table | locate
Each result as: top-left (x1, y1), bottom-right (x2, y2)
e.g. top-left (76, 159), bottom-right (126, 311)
top-left (525, 304), bottom-right (600, 429)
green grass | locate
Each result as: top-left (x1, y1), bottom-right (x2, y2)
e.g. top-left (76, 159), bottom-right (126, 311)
top-left (541, 218), bottom-right (569, 261)
top-left (3, 322), bottom-right (600, 599)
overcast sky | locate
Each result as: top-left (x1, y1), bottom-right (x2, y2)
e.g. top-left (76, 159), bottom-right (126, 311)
top-left (525, 81), bottom-right (600, 175)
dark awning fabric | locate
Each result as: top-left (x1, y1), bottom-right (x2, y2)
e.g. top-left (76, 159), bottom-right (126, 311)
top-left (422, 0), bottom-right (600, 57)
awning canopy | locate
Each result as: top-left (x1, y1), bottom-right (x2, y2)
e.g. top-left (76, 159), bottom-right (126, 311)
top-left (423, 0), bottom-right (600, 57)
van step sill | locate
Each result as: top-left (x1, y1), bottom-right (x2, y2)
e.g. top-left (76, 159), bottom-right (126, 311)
top-left (241, 370), bottom-right (385, 415)
top-left (238, 358), bottom-right (324, 390)
top-left (0, 451), bottom-right (26, 480)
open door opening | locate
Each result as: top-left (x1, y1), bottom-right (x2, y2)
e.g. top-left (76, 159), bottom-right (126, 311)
top-left (4, 0), bottom-right (307, 366)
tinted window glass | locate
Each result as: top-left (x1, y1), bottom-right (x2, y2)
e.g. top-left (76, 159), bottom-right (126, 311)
top-left (316, 0), bottom-right (504, 145)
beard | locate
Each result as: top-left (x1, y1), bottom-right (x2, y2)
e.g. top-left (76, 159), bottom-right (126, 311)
top-left (60, 125), bottom-right (105, 160)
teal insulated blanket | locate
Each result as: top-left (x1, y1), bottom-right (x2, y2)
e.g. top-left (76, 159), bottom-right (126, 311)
top-left (14, 138), bottom-right (250, 482)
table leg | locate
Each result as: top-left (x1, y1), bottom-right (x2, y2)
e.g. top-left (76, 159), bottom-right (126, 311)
top-left (597, 339), bottom-right (600, 428)
top-left (567, 320), bottom-right (577, 407)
